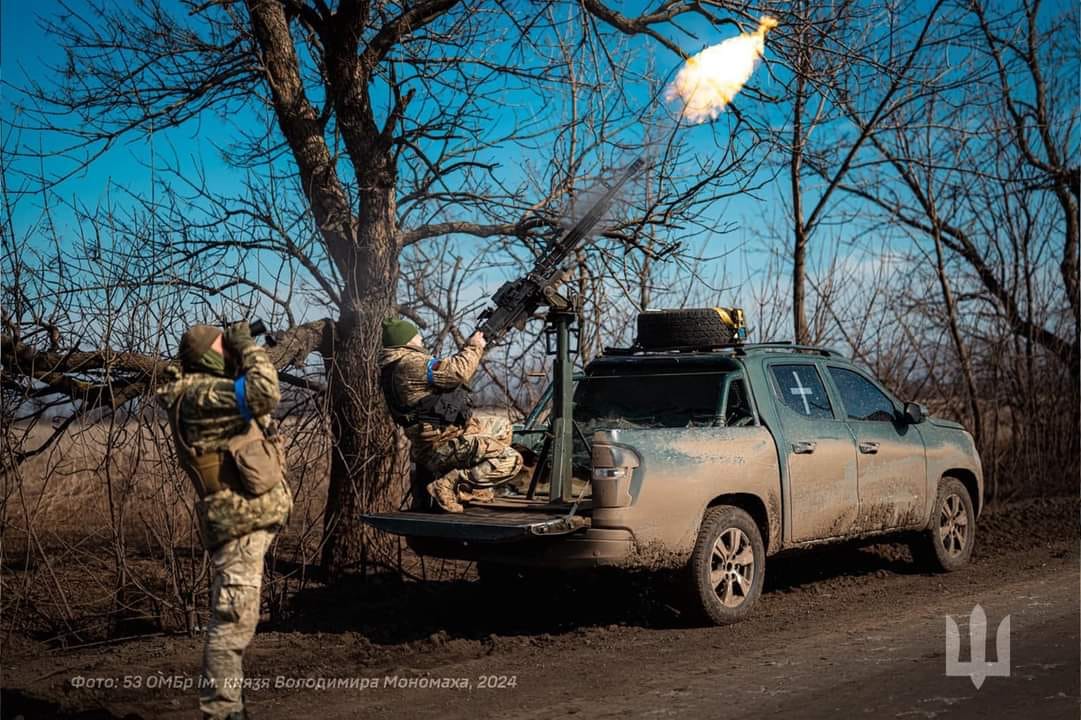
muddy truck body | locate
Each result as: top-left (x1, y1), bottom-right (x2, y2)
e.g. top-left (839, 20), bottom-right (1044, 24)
top-left (364, 332), bottom-right (983, 625)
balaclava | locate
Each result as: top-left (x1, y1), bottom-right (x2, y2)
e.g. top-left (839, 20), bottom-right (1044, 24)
top-left (178, 324), bottom-right (226, 376)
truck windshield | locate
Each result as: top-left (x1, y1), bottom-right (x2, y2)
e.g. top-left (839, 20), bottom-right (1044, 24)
top-left (573, 372), bottom-right (728, 432)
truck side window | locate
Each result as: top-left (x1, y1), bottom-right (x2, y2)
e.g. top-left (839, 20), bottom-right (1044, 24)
top-left (770, 364), bottom-right (833, 419)
top-left (724, 379), bottom-right (754, 426)
top-left (573, 372), bottom-right (726, 429)
top-left (827, 367), bottom-right (896, 422)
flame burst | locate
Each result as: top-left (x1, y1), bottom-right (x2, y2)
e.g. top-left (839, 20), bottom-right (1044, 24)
top-left (665, 16), bottom-right (778, 123)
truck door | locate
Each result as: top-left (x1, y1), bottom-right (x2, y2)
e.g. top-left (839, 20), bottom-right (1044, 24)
top-left (766, 362), bottom-right (859, 542)
top-left (825, 366), bottom-right (926, 530)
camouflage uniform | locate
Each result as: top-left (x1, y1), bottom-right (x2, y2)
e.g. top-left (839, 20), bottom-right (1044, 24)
top-left (379, 343), bottom-right (522, 511)
top-left (157, 325), bottom-right (291, 720)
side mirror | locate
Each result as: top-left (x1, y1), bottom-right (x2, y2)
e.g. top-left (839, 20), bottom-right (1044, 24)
top-left (903, 401), bottom-right (928, 424)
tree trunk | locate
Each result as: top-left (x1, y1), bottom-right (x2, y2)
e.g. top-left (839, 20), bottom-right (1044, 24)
top-left (930, 223), bottom-right (981, 443)
top-left (320, 176), bottom-right (405, 579)
top-left (792, 225), bottom-right (809, 345)
top-left (320, 312), bottom-right (400, 578)
top-left (790, 14), bottom-right (810, 346)
top-left (244, 0), bottom-right (410, 580)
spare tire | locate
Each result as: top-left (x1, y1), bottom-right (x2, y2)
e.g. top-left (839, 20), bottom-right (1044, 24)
top-left (637, 308), bottom-right (744, 349)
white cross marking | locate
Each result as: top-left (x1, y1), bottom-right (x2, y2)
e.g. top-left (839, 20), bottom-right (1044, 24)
top-left (790, 370), bottom-right (813, 414)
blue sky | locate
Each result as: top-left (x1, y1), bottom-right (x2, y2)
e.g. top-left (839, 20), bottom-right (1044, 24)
top-left (7, 0), bottom-right (1071, 351)
top-left (1, 0), bottom-right (797, 339)
top-left (1, 1), bottom-right (777, 230)
top-left (2, 2), bottom-right (244, 233)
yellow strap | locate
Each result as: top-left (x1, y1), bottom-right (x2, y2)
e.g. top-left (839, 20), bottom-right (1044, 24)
top-left (711, 307), bottom-right (745, 329)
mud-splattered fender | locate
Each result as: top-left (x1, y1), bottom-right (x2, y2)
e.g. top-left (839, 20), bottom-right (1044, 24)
top-left (591, 426), bottom-right (782, 562)
top-left (918, 421), bottom-right (984, 522)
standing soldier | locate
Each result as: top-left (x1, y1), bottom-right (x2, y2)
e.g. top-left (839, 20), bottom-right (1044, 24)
top-left (379, 318), bottom-right (523, 512)
top-left (157, 322), bottom-right (292, 720)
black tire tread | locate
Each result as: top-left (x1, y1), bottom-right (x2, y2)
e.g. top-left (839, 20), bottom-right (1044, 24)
top-left (637, 309), bottom-right (740, 349)
top-left (910, 476), bottom-right (976, 573)
top-left (685, 505), bottom-right (765, 626)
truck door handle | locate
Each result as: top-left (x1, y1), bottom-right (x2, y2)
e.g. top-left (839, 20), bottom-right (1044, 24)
top-left (792, 441), bottom-right (817, 454)
top-left (859, 441), bottom-right (880, 454)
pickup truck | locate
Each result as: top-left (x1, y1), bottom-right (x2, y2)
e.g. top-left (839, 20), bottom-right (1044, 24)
top-left (364, 341), bottom-right (983, 625)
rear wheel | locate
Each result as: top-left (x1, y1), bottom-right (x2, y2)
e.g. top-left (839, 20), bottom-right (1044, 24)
top-left (910, 477), bottom-right (976, 572)
top-left (686, 506), bottom-right (765, 625)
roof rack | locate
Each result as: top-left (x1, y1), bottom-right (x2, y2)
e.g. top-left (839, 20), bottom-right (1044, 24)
top-left (740, 342), bottom-right (839, 357)
top-left (601, 343), bottom-right (741, 356)
top-left (601, 341), bottom-right (840, 358)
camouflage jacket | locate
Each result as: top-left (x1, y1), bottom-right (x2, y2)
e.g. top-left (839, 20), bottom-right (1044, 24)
top-left (156, 339), bottom-right (292, 548)
top-left (379, 344), bottom-right (482, 452)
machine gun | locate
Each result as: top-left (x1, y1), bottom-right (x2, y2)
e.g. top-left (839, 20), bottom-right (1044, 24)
top-left (476, 156), bottom-right (645, 342)
top-left (471, 156), bottom-right (645, 504)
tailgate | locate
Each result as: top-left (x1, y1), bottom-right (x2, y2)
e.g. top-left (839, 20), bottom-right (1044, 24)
top-left (361, 507), bottom-right (589, 543)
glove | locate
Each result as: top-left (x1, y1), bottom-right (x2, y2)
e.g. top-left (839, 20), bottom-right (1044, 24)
top-left (467, 331), bottom-right (487, 350)
top-left (222, 321), bottom-right (255, 354)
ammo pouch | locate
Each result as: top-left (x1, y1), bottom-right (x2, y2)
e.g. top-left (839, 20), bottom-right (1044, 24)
top-left (227, 420), bottom-right (287, 496)
top-left (170, 389), bottom-right (284, 497)
top-left (381, 361), bottom-right (473, 429)
top-left (411, 388), bottom-right (473, 427)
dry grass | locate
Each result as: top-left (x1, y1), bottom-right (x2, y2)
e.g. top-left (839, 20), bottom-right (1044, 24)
top-left (1, 415), bottom-right (339, 646)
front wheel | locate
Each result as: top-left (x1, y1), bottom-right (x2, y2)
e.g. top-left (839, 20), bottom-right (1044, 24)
top-left (910, 477), bottom-right (976, 572)
top-left (686, 506), bottom-right (765, 625)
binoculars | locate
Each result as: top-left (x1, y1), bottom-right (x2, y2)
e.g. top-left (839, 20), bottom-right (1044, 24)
top-left (226, 318), bottom-right (275, 346)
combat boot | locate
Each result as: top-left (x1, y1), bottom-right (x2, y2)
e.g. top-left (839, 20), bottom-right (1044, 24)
top-left (459, 486), bottom-right (495, 503)
top-left (427, 476), bottom-right (464, 513)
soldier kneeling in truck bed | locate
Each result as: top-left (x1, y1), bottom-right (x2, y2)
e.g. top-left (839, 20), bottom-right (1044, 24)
top-left (379, 318), bottom-right (523, 512)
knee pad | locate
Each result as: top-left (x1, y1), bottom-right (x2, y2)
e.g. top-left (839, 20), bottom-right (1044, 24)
top-left (468, 447), bottom-right (524, 485)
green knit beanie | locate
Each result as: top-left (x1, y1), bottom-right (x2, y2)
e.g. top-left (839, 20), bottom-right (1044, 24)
top-left (381, 318), bottom-right (419, 348)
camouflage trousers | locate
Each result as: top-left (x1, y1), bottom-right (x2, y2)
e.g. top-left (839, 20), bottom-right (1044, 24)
top-left (414, 416), bottom-right (523, 497)
top-left (200, 527), bottom-right (275, 719)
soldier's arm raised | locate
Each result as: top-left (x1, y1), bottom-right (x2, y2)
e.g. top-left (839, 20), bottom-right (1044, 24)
top-left (224, 323), bottom-right (281, 418)
top-left (428, 343), bottom-right (483, 389)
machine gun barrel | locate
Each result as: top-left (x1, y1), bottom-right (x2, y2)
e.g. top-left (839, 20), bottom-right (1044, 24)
top-left (532, 156), bottom-right (645, 283)
top-left (477, 156), bottom-right (645, 342)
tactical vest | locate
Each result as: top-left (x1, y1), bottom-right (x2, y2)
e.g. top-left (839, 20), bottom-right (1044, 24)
top-left (168, 386), bottom-right (293, 549)
top-left (380, 360), bottom-right (473, 428)
top-left (169, 387), bottom-right (286, 498)
top-left (169, 387), bottom-right (240, 497)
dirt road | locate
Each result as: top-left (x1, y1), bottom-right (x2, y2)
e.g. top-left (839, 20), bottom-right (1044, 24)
top-left (3, 498), bottom-right (1078, 719)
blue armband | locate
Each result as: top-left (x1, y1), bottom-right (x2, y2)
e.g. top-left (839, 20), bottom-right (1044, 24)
top-left (234, 375), bottom-right (254, 422)
top-left (426, 358), bottom-right (438, 385)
